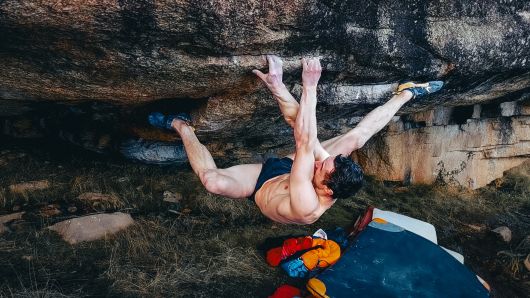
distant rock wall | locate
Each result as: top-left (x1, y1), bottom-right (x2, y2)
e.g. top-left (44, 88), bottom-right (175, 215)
top-left (353, 101), bottom-right (530, 189)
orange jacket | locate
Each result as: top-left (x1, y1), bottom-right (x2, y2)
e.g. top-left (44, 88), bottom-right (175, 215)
top-left (301, 239), bottom-right (341, 270)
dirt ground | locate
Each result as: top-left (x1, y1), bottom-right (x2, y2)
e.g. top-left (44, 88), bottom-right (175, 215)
top-left (0, 139), bottom-right (529, 297)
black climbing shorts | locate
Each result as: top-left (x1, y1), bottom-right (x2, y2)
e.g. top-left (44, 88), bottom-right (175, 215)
top-left (249, 157), bottom-right (293, 202)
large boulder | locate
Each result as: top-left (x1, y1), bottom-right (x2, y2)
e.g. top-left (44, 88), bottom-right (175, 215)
top-left (1, 1), bottom-right (529, 103)
top-left (0, 0), bottom-right (529, 185)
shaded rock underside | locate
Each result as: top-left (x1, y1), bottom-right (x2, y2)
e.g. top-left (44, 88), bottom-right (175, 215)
top-left (1, 0), bottom-right (530, 184)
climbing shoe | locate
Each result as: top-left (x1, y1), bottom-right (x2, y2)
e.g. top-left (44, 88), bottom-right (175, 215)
top-left (394, 81), bottom-right (444, 99)
top-left (148, 112), bottom-right (192, 131)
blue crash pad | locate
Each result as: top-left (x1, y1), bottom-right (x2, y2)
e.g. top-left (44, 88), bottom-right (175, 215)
top-left (311, 220), bottom-right (489, 298)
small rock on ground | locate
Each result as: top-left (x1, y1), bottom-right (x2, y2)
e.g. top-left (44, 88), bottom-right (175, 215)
top-left (492, 226), bottom-right (512, 242)
top-left (48, 212), bottom-right (134, 245)
top-left (525, 255), bottom-right (530, 272)
top-left (163, 191), bottom-right (182, 203)
top-left (9, 180), bottom-right (49, 193)
top-left (0, 212), bottom-right (24, 225)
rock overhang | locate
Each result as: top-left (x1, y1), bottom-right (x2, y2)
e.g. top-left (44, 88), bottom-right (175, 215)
top-left (0, 0), bottom-right (529, 186)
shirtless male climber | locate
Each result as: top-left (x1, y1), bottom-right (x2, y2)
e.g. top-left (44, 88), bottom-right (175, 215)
top-left (148, 55), bottom-right (443, 225)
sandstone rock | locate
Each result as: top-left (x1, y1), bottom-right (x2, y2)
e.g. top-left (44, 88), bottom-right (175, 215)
top-left (9, 180), bottom-right (49, 193)
top-left (1, 0), bottom-right (529, 103)
top-left (500, 102), bottom-right (520, 117)
top-left (353, 104), bottom-right (530, 189)
top-left (48, 212), bottom-right (134, 245)
top-left (521, 103), bottom-right (530, 116)
top-left (0, 0), bottom-right (529, 149)
top-left (120, 139), bottom-right (188, 165)
top-left (163, 191), bottom-right (182, 203)
top-left (525, 254), bottom-right (530, 272)
top-left (0, 212), bottom-right (24, 225)
top-left (492, 226), bottom-right (512, 243)
top-left (472, 105), bottom-right (482, 119)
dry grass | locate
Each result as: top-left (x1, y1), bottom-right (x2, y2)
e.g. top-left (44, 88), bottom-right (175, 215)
top-left (103, 218), bottom-right (277, 297)
top-left (0, 142), bottom-right (529, 297)
top-left (191, 192), bottom-right (264, 223)
top-left (0, 187), bottom-right (8, 210)
top-left (1, 269), bottom-right (79, 298)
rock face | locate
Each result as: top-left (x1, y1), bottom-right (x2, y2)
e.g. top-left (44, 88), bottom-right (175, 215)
top-left (0, 0), bottom-right (529, 187)
top-left (353, 101), bottom-right (530, 189)
top-left (1, 1), bottom-right (529, 104)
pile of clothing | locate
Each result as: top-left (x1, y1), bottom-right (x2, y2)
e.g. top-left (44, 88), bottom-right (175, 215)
top-left (264, 229), bottom-right (346, 278)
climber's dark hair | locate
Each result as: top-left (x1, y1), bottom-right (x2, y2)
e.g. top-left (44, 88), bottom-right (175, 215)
top-left (324, 155), bottom-right (364, 199)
